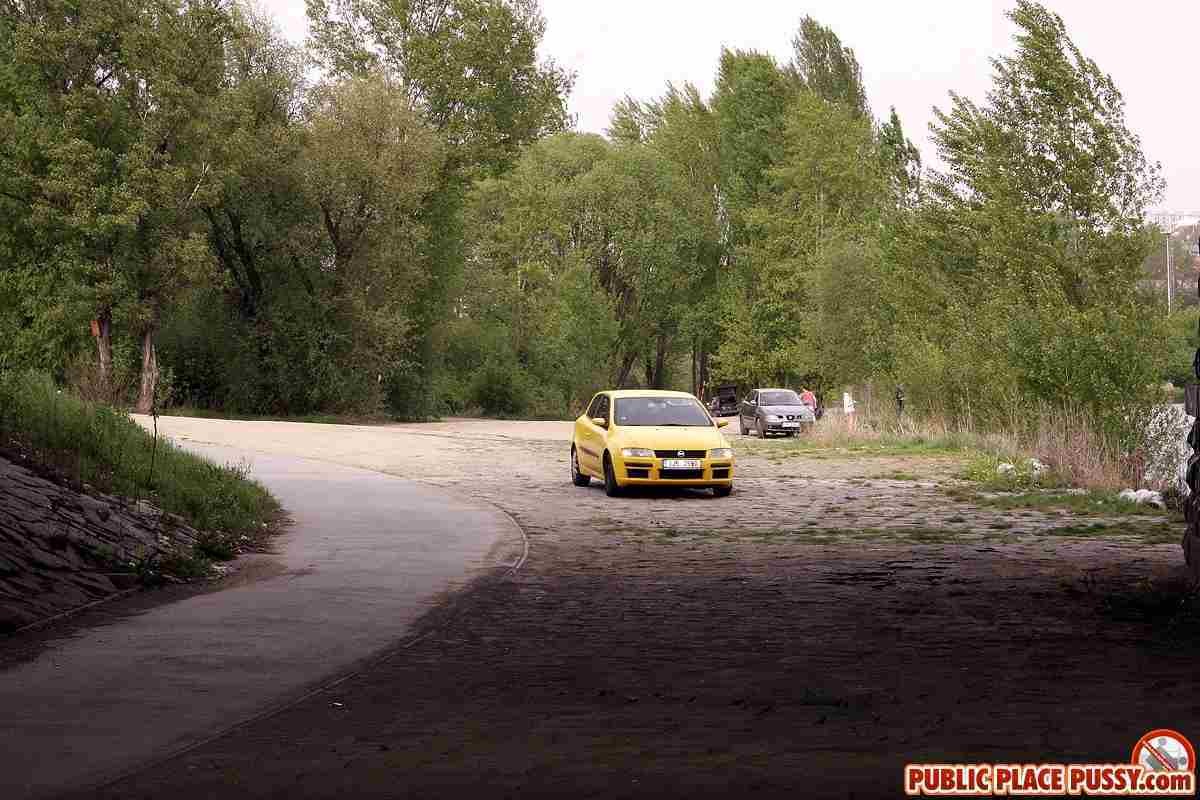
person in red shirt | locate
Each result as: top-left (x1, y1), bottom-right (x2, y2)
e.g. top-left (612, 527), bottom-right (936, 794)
top-left (800, 388), bottom-right (816, 409)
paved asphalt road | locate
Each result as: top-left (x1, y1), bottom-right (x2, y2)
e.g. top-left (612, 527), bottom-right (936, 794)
top-left (0, 442), bottom-right (519, 800)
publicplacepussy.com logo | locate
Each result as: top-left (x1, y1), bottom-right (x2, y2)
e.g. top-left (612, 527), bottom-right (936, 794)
top-left (905, 729), bottom-right (1196, 796)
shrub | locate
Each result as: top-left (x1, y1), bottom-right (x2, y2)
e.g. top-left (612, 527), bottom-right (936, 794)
top-left (469, 360), bottom-right (530, 416)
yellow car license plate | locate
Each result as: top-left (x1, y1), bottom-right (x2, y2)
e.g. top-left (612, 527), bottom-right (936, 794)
top-left (662, 458), bottom-right (702, 469)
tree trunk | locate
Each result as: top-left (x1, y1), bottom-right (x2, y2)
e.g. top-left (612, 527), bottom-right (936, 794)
top-left (691, 340), bottom-right (698, 398)
top-left (615, 351), bottom-right (638, 388)
top-left (135, 328), bottom-right (159, 414)
top-left (652, 336), bottom-right (668, 389)
top-left (95, 310), bottom-right (113, 403)
top-left (698, 348), bottom-right (709, 398)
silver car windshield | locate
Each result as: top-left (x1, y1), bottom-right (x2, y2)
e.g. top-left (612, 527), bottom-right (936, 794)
top-left (615, 397), bottom-right (711, 427)
top-left (759, 391), bottom-right (802, 405)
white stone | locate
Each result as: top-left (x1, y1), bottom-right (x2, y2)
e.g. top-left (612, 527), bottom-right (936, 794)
top-left (1118, 488), bottom-right (1166, 509)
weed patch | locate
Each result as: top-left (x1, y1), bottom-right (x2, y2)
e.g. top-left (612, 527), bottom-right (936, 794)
top-left (949, 485), bottom-right (1169, 518)
top-left (0, 371), bottom-right (279, 540)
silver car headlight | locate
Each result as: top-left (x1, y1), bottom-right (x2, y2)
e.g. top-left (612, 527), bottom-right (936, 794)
top-left (767, 415), bottom-right (782, 422)
top-left (621, 447), bottom-right (655, 458)
top-left (710, 448), bottom-right (733, 460)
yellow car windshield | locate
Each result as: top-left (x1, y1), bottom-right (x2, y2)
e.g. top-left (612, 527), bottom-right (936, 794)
top-left (614, 397), bottom-right (711, 427)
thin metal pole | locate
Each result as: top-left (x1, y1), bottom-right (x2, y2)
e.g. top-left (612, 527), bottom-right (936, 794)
top-left (1168, 229), bottom-right (1173, 314)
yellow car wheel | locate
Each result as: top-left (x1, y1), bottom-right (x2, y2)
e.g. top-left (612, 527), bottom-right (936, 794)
top-left (603, 453), bottom-right (621, 497)
top-left (571, 447), bottom-right (590, 487)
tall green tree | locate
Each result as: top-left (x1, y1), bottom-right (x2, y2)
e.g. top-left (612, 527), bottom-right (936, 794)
top-left (0, 0), bottom-right (234, 410)
top-left (202, 4), bottom-right (312, 325)
top-left (306, 0), bottom-right (573, 415)
top-left (307, 0), bottom-right (572, 176)
top-left (609, 82), bottom-right (723, 395)
top-left (877, 106), bottom-right (921, 207)
top-left (714, 91), bottom-right (885, 387)
top-left (787, 15), bottom-right (869, 117)
top-left (304, 74), bottom-right (445, 404)
top-left (711, 49), bottom-right (792, 222)
top-left (898, 0), bottom-right (1165, 427)
top-left (461, 133), bottom-right (712, 411)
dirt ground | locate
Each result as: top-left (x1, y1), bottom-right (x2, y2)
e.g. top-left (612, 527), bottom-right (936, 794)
top-left (90, 416), bottom-right (1200, 799)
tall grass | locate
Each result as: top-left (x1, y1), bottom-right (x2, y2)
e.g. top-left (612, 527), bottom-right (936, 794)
top-left (0, 371), bottom-right (278, 535)
top-left (802, 411), bottom-right (996, 455)
top-left (808, 397), bottom-right (1173, 492)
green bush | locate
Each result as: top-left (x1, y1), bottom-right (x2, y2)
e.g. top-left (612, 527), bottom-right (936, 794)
top-left (1163, 307), bottom-right (1198, 388)
top-left (158, 288), bottom-right (385, 417)
top-left (469, 359), bottom-right (531, 416)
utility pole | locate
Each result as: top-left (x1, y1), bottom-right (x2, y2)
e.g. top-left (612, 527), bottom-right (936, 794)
top-left (1151, 211), bottom-right (1189, 314)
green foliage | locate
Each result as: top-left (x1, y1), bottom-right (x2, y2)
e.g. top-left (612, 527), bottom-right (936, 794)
top-left (715, 89), bottom-right (885, 388)
top-left (1142, 226), bottom-right (1197, 308)
top-left (452, 131), bottom-right (712, 415)
top-left (811, 239), bottom-right (895, 385)
top-left (787, 15), bottom-right (869, 117)
top-left (0, 371), bottom-right (277, 535)
top-left (157, 285), bottom-right (381, 415)
top-left (712, 49), bottom-right (793, 215)
top-left (0, 0), bottom-right (236, 411)
top-left (961, 454), bottom-right (1057, 491)
top-left (891, 1), bottom-right (1166, 438)
top-left (1164, 307), bottom-right (1198, 387)
top-left (0, 0), bottom-right (1175, 453)
top-left (307, 0), bottom-right (573, 175)
top-left (877, 107), bottom-right (921, 205)
top-left (469, 357), bottom-right (530, 416)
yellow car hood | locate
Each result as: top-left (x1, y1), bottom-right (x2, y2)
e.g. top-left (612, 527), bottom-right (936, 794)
top-left (609, 426), bottom-right (730, 452)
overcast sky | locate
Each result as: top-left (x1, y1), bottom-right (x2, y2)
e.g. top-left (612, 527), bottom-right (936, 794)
top-left (260, 0), bottom-right (1196, 212)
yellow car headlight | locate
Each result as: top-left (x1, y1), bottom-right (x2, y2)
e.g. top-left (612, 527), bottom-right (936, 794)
top-left (710, 448), bottom-right (733, 460)
top-left (621, 447), bottom-right (655, 458)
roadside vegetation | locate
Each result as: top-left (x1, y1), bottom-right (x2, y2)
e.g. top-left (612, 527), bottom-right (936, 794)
top-left (734, 398), bottom-right (1185, 518)
top-left (0, 371), bottom-right (279, 566)
top-left (0, 1), bottom-right (1180, 500)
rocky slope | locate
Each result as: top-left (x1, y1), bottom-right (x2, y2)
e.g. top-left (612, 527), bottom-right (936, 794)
top-left (0, 453), bottom-right (202, 633)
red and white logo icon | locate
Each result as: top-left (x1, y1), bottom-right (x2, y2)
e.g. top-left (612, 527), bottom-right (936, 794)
top-left (1133, 729), bottom-right (1195, 774)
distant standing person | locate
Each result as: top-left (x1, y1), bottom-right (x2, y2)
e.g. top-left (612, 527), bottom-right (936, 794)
top-left (895, 384), bottom-right (905, 416)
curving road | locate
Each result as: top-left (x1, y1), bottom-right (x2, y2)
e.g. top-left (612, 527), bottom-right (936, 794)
top-left (0, 437), bottom-right (521, 800)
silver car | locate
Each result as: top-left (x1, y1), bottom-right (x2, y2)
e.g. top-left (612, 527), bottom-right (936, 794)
top-left (738, 388), bottom-right (816, 437)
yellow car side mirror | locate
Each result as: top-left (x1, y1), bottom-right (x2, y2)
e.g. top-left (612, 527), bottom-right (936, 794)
top-left (592, 417), bottom-right (608, 428)
top-left (716, 419), bottom-right (729, 428)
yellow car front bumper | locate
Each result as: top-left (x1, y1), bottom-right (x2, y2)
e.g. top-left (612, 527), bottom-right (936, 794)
top-left (611, 454), bottom-right (734, 487)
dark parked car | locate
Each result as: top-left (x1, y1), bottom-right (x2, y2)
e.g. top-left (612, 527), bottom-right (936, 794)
top-left (738, 388), bottom-right (815, 437)
top-left (708, 383), bottom-right (739, 417)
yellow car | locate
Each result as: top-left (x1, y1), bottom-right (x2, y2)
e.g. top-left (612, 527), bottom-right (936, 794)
top-left (570, 389), bottom-right (735, 498)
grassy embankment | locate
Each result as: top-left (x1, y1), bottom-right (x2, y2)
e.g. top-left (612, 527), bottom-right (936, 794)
top-left (0, 371), bottom-right (279, 570)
